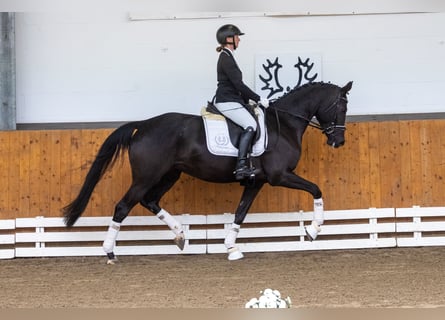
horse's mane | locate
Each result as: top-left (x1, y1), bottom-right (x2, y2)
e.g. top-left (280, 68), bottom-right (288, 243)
top-left (271, 81), bottom-right (335, 106)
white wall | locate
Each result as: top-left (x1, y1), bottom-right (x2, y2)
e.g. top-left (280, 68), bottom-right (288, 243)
top-left (13, 2), bottom-right (445, 123)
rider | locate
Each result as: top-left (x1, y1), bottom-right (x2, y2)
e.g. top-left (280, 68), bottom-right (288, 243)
top-left (214, 24), bottom-right (269, 180)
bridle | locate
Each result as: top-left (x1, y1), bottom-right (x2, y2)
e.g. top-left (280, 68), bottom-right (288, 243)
top-left (317, 95), bottom-right (348, 135)
top-left (270, 93), bottom-right (348, 135)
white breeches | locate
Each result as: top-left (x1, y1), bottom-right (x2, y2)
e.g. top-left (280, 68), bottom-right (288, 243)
top-left (215, 102), bottom-right (257, 130)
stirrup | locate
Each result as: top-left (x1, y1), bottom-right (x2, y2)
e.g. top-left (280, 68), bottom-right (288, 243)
top-left (234, 166), bottom-right (255, 180)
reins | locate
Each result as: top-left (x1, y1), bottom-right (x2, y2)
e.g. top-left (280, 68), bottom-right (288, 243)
top-left (271, 106), bottom-right (324, 131)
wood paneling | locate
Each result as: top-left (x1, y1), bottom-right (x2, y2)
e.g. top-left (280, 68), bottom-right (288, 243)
top-left (1, 120), bottom-right (445, 219)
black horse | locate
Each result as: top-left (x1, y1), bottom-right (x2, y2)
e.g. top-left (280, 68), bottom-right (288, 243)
top-left (63, 81), bottom-right (353, 262)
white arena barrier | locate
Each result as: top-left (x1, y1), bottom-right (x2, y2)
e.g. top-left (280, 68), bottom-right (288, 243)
top-left (1, 207), bottom-right (445, 259)
top-left (396, 206), bottom-right (445, 247)
top-left (0, 219), bottom-right (15, 259)
top-left (207, 208), bottom-right (396, 254)
top-left (14, 215), bottom-right (207, 258)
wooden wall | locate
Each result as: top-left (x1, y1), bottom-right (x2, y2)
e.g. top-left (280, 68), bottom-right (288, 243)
top-left (1, 119), bottom-right (444, 219)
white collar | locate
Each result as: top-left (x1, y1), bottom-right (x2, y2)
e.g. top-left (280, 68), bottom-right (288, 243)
top-left (222, 47), bottom-right (236, 58)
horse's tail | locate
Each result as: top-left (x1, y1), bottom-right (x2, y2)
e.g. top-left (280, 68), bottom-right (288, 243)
top-left (62, 121), bottom-right (140, 227)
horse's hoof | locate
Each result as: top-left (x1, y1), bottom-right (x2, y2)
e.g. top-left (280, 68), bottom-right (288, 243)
top-left (305, 228), bottom-right (314, 242)
top-left (106, 252), bottom-right (118, 264)
top-left (305, 222), bottom-right (321, 242)
top-left (227, 247), bottom-right (244, 261)
top-left (174, 233), bottom-right (185, 250)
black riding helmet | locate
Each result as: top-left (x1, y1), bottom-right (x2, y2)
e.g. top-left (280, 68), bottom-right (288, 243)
top-left (216, 24), bottom-right (244, 49)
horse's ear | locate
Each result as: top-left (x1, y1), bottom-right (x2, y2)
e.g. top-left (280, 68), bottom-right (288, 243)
top-left (341, 81), bottom-right (353, 93)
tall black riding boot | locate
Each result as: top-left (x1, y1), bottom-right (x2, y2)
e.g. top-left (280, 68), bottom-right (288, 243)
top-left (234, 126), bottom-right (255, 180)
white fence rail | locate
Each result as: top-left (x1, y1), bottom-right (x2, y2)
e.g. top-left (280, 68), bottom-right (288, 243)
top-left (207, 208), bottom-right (396, 254)
top-left (1, 207), bottom-right (445, 259)
top-left (14, 215), bottom-right (207, 258)
top-left (396, 206), bottom-right (445, 247)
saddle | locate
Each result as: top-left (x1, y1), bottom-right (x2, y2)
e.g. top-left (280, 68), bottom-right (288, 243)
top-left (201, 102), bottom-right (267, 157)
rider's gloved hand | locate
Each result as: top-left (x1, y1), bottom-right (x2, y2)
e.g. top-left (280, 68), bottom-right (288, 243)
top-left (259, 98), bottom-right (269, 108)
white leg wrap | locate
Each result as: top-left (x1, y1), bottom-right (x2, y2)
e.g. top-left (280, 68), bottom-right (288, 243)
top-left (305, 221), bottom-right (322, 241)
top-left (224, 223), bottom-right (240, 249)
top-left (227, 247), bottom-right (244, 260)
top-left (314, 198), bottom-right (324, 225)
top-left (157, 209), bottom-right (183, 236)
top-left (103, 221), bottom-right (121, 254)
top-left (305, 198), bottom-right (325, 241)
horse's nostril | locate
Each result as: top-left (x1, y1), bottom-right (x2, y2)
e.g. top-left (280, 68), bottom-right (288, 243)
top-left (331, 140), bottom-right (345, 148)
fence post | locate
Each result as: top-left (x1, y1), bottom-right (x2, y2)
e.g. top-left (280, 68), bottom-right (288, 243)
top-left (299, 210), bottom-right (305, 242)
top-left (182, 214), bottom-right (190, 247)
top-left (35, 216), bottom-right (45, 249)
top-left (369, 208), bottom-right (378, 242)
top-left (412, 206), bottom-right (422, 242)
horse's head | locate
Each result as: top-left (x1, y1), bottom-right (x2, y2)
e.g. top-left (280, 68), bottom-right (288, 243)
top-left (315, 81), bottom-right (353, 148)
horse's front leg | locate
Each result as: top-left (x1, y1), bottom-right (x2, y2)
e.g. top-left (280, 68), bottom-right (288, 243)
top-left (269, 171), bottom-right (324, 241)
top-left (225, 183), bottom-right (264, 261)
top-left (305, 198), bottom-right (324, 241)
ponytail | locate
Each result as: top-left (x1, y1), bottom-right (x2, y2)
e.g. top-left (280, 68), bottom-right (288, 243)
top-left (216, 45), bottom-right (224, 52)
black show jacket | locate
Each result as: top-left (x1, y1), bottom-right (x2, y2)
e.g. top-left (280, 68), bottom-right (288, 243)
top-left (215, 48), bottom-right (260, 104)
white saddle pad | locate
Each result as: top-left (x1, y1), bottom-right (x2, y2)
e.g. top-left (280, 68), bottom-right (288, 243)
top-left (201, 107), bottom-right (267, 157)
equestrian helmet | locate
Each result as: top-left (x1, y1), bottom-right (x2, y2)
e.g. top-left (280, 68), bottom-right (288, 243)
top-left (216, 24), bottom-right (244, 45)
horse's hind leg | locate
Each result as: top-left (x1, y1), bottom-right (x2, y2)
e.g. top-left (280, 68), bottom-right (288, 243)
top-left (139, 170), bottom-right (185, 250)
top-left (103, 184), bottom-right (147, 264)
